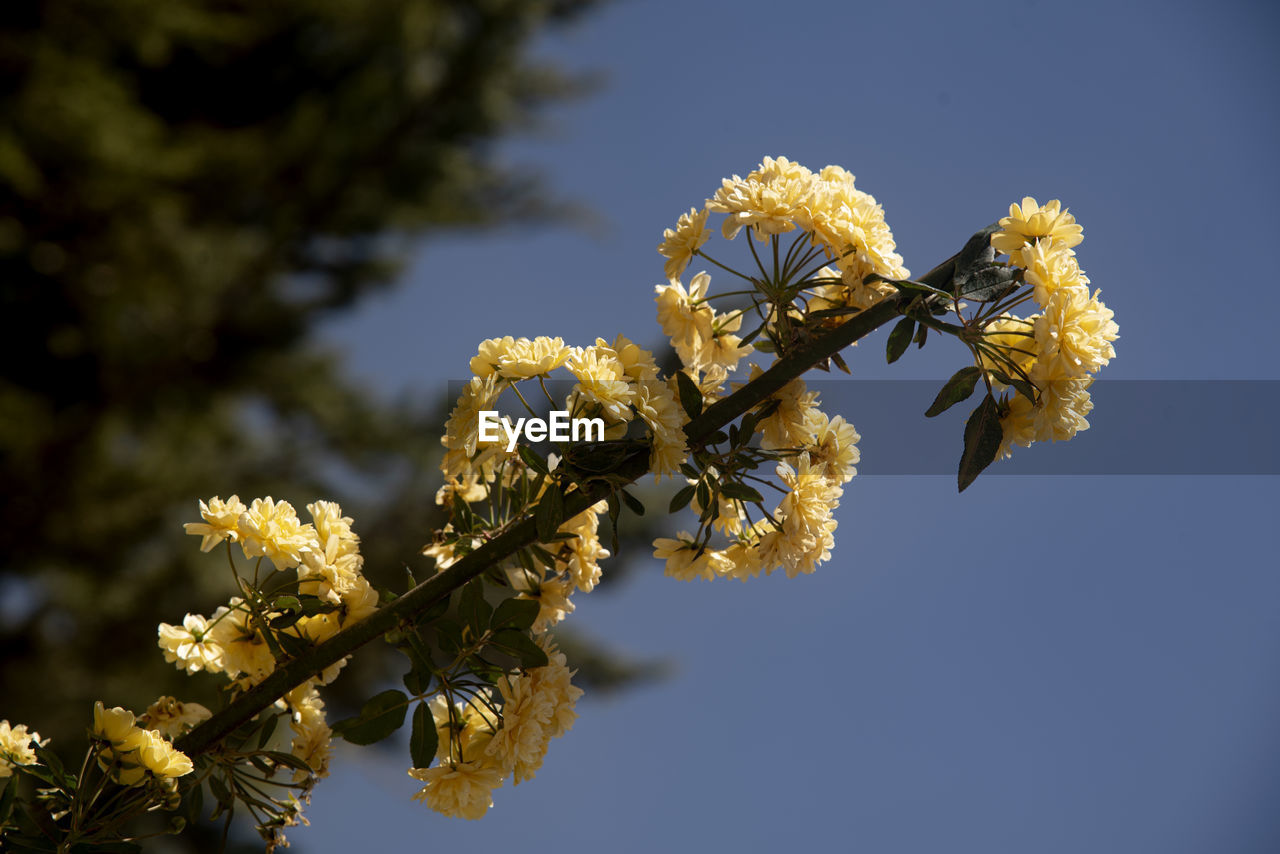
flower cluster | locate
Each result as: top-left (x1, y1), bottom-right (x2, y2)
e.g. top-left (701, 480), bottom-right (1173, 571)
top-left (654, 373), bottom-right (859, 582)
top-left (442, 334), bottom-right (687, 487)
top-left (155, 496), bottom-right (378, 803)
top-left (170, 497), bottom-right (376, 687)
top-left (650, 156), bottom-right (890, 583)
top-left (984, 198), bottom-right (1118, 456)
top-left (407, 638), bottom-right (582, 819)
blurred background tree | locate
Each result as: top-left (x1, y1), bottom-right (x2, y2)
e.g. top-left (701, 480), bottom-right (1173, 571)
top-left (0, 1), bottom-right (662, 846)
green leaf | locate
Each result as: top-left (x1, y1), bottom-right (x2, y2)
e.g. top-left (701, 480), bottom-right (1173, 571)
top-left (956, 264), bottom-right (1020, 302)
top-left (491, 597), bottom-right (540, 631)
top-left (489, 629), bottom-right (549, 669)
top-left (885, 316), bottom-right (915, 364)
top-left (518, 444), bottom-right (550, 475)
top-left (181, 777), bottom-right (204, 826)
top-left (914, 322), bottom-right (928, 349)
top-left (695, 479), bottom-right (712, 514)
top-left (958, 394), bottom-right (1004, 492)
top-left (925, 366), bottom-right (983, 417)
top-left (527, 543), bottom-right (558, 569)
top-left (207, 773), bottom-right (233, 817)
top-left (256, 711), bottom-right (279, 749)
top-left (605, 493), bottom-right (620, 553)
top-left (720, 482), bottom-right (764, 503)
top-left (259, 750), bottom-right (316, 774)
top-left (950, 223), bottom-right (1000, 283)
top-left (459, 579), bottom-right (492, 635)
top-left (410, 702), bottom-right (438, 769)
top-left (451, 491), bottom-right (476, 533)
top-left (675, 370), bottom-right (703, 418)
top-left (403, 665), bottom-right (430, 696)
top-left (990, 369), bottom-right (1038, 405)
top-left (332, 689), bottom-right (409, 746)
top-left (0, 774), bottom-right (16, 824)
top-left (620, 489), bottom-right (645, 517)
top-left (534, 482), bottom-right (565, 543)
top-left (668, 484), bottom-right (696, 513)
top-left (830, 350), bottom-right (852, 374)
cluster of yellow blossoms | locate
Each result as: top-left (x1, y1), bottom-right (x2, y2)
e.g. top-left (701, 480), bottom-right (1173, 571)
top-left (986, 198), bottom-right (1118, 455)
top-left (407, 637), bottom-right (582, 819)
top-left (659, 155), bottom-right (910, 321)
top-left (154, 496), bottom-right (382, 789)
top-left (654, 373), bottom-right (860, 581)
top-left (440, 334), bottom-right (687, 492)
top-left (650, 156), bottom-right (902, 581)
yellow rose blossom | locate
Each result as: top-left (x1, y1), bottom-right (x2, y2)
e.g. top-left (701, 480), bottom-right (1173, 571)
top-left (521, 576), bottom-right (576, 633)
top-left (0, 720), bottom-right (44, 776)
top-left (140, 697), bottom-right (212, 740)
top-left (657, 206), bottom-right (711, 280)
top-left (469, 336), bottom-right (571, 379)
top-left (654, 271), bottom-right (715, 370)
top-left (564, 344), bottom-right (634, 423)
top-left (183, 495), bottom-right (247, 552)
top-left (430, 692), bottom-right (500, 765)
top-left (1033, 288), bottom-right (1119, 380)
top-left (157, 613), bottom-right (225, 675)
top-left (237, 497), bottom-right (314, 571)
top-left (707, 155), bottom-right (817, 241)
top-left (652, 533), bottom-right (714, 581)
top-left (409, 760), bottom-right (504, 820)
top-left (486, 640), bottom-right (582, 784)
top-left (991, 196), bottom-right (1084, 256)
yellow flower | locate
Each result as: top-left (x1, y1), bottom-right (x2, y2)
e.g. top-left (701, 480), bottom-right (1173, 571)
top-left (991, 197), bottom-right (1084, 256)
top-left (183, 495), bottom-right (246, 552)
top-left (237, 497), bottom-right (314, 571)
top-left (978, 313), bottom-right (1038, 380)
top-left (520, 576), bottom-right (576, 633)
top-left (707, 156), bottom-right (817, 241)
top-left (286, 683), bottom-right (332, 783)
top-left (1033, 288), bottom-right (1119, 380)
top-left (486, 640), bottom-right (582, 784)
top-left (1019, 239), bottom-right (1089, 307)
top-left (632, 377), bottom-right (688, 480)
top-left (654, 272), bottom-right (715, 370)
top-left (809, 164), bottom-right (910, 286)
top-left (804, 413), bottom-right (861, 483)
top-left (0, 720), bottom-right (43, 776)
top-left (157, 613), bottom-right (225, 675)
top-left (470, 336), bottom-right (571, 379)
top-left (430, 692), bottom-right (500, 765)
top-left (140, 697), bottom-right (212, 740)
top-left (208, 599), bottom-right (277, 684)
top-left (658, 207), bottom-right (711, 280)
top-left (136, 729), bottom-right (193, 779)
top-left (409, 761), bottom-right (504, 820)
top-left (652, 533), bottom-right (714, 581)
top-left (565, 345), bottom-right (634, 423)
top-left (440, 373), bottom-right (504, 479)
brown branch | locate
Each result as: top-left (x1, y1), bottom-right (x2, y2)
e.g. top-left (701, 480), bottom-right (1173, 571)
top-left (176, 274), bottom-right (944, 757)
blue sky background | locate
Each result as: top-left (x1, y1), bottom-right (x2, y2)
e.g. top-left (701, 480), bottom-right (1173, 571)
top-left (308, 1), bottom-right (1280, 851)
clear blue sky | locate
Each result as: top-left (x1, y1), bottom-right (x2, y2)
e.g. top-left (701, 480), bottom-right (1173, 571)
top-left (312, 1), bottom-right (1280, 851)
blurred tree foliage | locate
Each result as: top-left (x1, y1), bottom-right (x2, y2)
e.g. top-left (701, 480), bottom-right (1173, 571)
top-left (0, 0), bottom-right (670, 799)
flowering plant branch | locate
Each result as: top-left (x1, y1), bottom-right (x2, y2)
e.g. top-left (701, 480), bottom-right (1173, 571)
top-left (0, 157), bottom-right (1117, 851)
